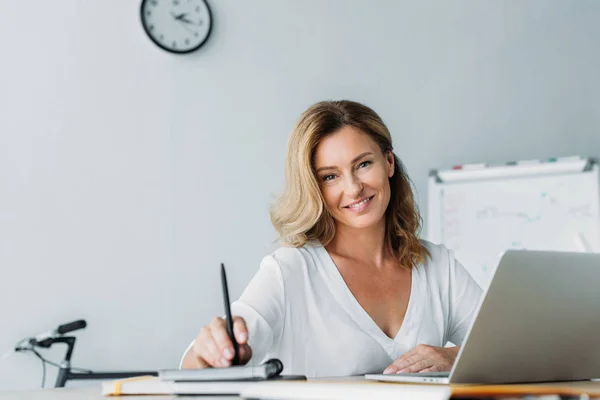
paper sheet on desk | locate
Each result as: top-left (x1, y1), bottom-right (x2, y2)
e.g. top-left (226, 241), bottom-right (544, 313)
top-left (102, 376), bottom-right (255, 396)
top-left (239, 380), bottom-right (450, 400)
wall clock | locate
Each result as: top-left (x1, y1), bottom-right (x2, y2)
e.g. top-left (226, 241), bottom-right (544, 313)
top-left (140, 0), bottom-right (212, 54)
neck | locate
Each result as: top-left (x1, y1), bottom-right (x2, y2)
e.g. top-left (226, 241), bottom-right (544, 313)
top-left (326, 218), bottom-right (389, 267)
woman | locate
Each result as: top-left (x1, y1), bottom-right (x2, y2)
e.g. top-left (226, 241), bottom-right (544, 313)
top-left (181, 100), bottom-right (482, 377)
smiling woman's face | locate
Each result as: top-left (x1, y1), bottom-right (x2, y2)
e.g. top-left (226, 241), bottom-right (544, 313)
top-left (313, 125), bottom-right (395, 230)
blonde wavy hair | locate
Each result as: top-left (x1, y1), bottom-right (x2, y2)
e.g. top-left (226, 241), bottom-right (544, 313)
top-left (270, 100), bottom-right (430, 269)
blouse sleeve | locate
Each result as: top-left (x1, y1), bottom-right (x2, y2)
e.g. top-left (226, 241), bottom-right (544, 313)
top-left (447, 252), bottom-right (483, 345)
top-left (230, 255), bottom-right (286, 365)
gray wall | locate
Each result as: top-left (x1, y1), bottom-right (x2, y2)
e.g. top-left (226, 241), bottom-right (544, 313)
top-left (1, 0), bottom-right (599, 391)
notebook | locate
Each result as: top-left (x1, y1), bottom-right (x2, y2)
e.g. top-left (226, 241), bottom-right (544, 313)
top-left (102, 359), bottom-right (306, 396)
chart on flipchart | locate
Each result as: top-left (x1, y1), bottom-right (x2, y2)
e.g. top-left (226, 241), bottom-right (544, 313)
top-left (427, 157), bottom-right (600, 289)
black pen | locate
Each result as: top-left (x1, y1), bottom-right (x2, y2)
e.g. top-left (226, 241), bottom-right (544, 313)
top-left (220, 263), bottom-right (240, 365)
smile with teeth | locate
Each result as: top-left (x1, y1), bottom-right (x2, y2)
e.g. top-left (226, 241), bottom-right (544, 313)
top-left (345, 195), bottom-right (374, 209)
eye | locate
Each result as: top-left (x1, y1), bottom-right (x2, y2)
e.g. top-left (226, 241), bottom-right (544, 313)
top-left (322, 174), bottom-right (336, 182)
top-left (357, 160), bottom-right (372, 169)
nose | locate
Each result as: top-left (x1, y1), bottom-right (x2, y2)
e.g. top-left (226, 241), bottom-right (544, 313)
top-left (344, 172), bottom-right (364, 199)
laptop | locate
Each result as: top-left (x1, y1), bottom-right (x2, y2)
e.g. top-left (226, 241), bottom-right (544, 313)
top-left (366, 249), bottom-right (600, 385)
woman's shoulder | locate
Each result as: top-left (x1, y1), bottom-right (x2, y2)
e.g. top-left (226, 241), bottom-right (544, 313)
top-left (263, 241), bottom-right (324, 278)
top-left (417, 239), bottom-right (457, 279)
top-left (419, 239), bottom-right (453, 265)
top-left (418, 240), bottom-right (479, 289)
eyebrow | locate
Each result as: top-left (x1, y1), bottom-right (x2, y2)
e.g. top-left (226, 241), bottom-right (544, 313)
top-left (315, 152), bottom-right (373, 173)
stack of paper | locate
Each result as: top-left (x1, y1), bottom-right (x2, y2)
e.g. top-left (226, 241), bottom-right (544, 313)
top-left (102, 376), bottom-right (450, 398)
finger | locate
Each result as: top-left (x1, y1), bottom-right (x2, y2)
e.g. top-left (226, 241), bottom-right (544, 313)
top-left (200, 327), bottom-right (228, 367)
top-left (391, 346), bottom-right (421, 366)
top-left (383, 364), bottom-right (397, 374)
top-left (194, 327), bottom-right (222, 367)
top-left (396, 344), bottom-right (439, 370)
top-left (398, 359), bottom-right (434, 373)
top-left (209, 317), bottom-right (235, 366)
top-left (384, 345), bottom-right (443, 374)
top-left (188, 343), bottom-right (210, 368)
top-left (238, 343), bottom-right (253, 364)
top-left (401, 346), bottom-right (422, 359)
top-left (420, 365), bottom-right (445, 373)
top-left (393, 354), bottom-right (423, 371)
top-left (233, 317), bottom-right (248, 344)
top-left (383, 354), bottom-right (419, 374)
top-left (383, 349), bottom-right (419, 373)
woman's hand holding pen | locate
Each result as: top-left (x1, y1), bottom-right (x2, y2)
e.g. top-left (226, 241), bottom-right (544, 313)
top-left (182, 264), bottom-right (252, 369)
top-left (188, 316), bottom-right (253, 368)
top-left (383, 344), bottom-right (460, 374)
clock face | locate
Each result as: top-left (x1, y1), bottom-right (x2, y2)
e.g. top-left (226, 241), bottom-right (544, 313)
top-left (140, 0), bottom-right (212, 54)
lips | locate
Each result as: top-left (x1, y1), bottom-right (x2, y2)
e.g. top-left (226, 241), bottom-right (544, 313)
top-left (344, 195), bottom-right (375, 209)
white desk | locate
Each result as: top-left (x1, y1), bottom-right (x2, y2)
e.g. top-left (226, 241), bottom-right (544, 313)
top-left (0, 386), bottom-right (239, 400)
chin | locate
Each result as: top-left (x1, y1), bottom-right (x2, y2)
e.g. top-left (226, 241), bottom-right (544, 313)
top-left (340, 214), bottom-right (384, 230)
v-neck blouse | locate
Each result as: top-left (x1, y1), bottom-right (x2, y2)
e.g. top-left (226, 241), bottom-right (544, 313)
top-left (229, 240), bottom-right (482, 378)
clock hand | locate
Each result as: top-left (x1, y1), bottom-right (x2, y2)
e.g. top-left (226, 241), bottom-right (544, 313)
top-left (170, 11), bottom-right (188, 20)
top-left (175, 19), bottom-right (196, 36)
top-left (180, 16), bottom-right (196, 24)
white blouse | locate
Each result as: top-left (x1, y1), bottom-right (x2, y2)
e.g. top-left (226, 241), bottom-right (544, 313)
top-left (186, 240), bottom-right (482, 378)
